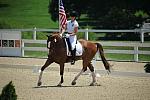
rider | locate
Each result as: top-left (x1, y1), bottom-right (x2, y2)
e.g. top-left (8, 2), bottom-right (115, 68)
top-left (61, 11), bottom-right (79, 65)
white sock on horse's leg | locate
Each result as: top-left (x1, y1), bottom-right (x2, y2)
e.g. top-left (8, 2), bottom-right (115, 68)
top-left (91, 72), bottom-right (96, 83)
top-left (90, 71), bottom-right (96, 86)
top-left (37, 71), bottom-right (43, 86)
top-left (38, 71), bottom-right (43, 83)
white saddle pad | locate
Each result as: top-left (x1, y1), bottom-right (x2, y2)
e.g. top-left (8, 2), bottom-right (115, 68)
top-left (65, 39), bottom-right (83, 56)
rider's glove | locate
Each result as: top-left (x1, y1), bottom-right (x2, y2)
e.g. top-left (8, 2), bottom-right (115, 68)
top-left (65, 34), bottom-right (70, 38)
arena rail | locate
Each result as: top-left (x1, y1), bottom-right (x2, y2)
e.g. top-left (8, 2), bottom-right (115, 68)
top-left (22, 39), bottom-right (150, 62)
top-left (1, 28), bottom-right (150, 42)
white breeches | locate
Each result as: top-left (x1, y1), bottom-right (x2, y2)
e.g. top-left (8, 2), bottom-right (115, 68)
top-left (68, 35), bottom-right (77, 50)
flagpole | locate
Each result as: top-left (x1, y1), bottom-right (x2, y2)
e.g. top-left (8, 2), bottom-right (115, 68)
top-left (58, 0), bottom-right (60, 33)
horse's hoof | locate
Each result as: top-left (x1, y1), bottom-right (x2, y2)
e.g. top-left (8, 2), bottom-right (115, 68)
top-left (71, 81), bottom-right (76, 85)
top-left (37, 82), bottom-right (42, 86)
top-left (90, 83), bottom-right (94, 86)
top-left (90, 82), bottom-right (101, 86)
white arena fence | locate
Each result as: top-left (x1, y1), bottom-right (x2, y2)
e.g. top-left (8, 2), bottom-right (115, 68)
top-left (22, 39), bottom-right (150, 62)
top-left (0, 28), bottom-right (150, 61)
top-left (0, 28), bottom-right (150, 42)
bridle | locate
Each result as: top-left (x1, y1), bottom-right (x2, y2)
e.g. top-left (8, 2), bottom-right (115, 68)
top-left (46, 34), bottom-right (63, 49)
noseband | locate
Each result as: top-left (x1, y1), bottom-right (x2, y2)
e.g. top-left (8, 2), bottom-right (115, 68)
top-left (46, 34), bottom-right (62, 49)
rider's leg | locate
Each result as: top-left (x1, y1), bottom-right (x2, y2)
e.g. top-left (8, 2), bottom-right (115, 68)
top-left (70, 48), bottom-right (76, 65)
top-left (66, 37), bottom-right (75, 64)
top-left (66, 38), bottom-right (72, 51)
top-left (70, 36), bottom-right (77, 65)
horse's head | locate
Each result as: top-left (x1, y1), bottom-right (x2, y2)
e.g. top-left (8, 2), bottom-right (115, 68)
top-left (46, 32), bottom-right (63, 49)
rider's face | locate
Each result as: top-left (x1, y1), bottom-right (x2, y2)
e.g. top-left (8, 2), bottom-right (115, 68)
top-left (71, 16), bottom-right (75, 21)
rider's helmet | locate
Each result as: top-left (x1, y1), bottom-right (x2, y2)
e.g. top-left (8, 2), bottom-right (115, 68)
top-left (70, 11), bottom-right (77, 17)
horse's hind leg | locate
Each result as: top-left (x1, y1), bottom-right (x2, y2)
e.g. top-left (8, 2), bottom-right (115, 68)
top-left (37, 58), bottom-right (53, 86)
top-left (88, 62), bottom-right (96, 86)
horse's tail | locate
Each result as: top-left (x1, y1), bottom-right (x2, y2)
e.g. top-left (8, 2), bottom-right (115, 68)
top-left (96, 43), bottom-right (111, 73)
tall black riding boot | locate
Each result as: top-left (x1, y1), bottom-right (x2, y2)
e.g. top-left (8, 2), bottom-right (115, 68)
top-left (71, 49), bottom-right (76, 65)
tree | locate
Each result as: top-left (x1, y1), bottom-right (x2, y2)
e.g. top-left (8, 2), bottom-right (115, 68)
top-left (49, 0), bottom-right (150, 29)
top-left (144, 63), bottom-right (150, 73)
top-left (0, 81), bottom-right (17, 100)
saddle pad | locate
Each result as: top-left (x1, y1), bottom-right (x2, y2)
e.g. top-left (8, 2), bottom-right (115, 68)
top-left (65, 39), bottom-right (83, 56)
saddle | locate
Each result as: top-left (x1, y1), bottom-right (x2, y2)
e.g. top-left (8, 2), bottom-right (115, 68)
top-left (64, 39), bottom-right (83, 56)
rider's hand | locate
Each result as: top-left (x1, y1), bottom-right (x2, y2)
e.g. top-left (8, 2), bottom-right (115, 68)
top-left (65, 34), bottom-right (70, 38)
top-left (61, 29), bottom-right (65, 34)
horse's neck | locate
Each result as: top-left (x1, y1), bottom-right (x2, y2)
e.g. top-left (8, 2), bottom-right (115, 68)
top-left (54, 38), bottom-right (66, 48)
top-left (62, 38), bottom-right (66, 48)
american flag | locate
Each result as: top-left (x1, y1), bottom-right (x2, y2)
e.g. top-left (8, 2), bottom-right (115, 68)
top-left (59, 0), bottom-right (67, 30)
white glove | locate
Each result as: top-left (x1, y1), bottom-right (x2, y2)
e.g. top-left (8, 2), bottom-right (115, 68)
top-left (65, 34), bottom-right (70, 38)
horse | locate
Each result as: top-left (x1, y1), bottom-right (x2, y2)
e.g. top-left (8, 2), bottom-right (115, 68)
top-left (37, 32), bottom-right (111, 86)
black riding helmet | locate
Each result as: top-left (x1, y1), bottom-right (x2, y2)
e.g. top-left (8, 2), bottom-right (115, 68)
top-left (70, 11), bottom-right (77, 17)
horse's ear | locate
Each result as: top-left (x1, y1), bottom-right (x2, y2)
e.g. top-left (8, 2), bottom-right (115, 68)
top-left (46, 34), bottom-right (52, 38)
top-left (46, 35), bottom-right (49, 37)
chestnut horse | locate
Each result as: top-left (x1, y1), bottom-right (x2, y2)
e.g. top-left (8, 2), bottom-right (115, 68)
top-left (37, 32), bottom-right (111, 86)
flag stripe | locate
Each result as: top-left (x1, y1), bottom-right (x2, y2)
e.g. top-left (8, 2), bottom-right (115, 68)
top-left (59, 0), bottom-right (67, 30)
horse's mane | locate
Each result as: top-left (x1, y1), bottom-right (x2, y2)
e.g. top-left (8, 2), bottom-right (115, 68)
top-left (51, 32), bottom-right (62, 38)
top-left (52, 32), bottom-right (60, 35)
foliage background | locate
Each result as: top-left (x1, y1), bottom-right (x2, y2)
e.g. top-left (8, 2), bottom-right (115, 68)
top-left (49, 0), bottom-right (150, 29)
top-left (0, 0), bottom-right (150, 29)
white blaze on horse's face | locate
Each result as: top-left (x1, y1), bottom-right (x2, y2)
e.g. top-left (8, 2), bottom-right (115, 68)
top-left (48, 41), bottom-right (51, 48)
top-left (54, 38), bottom-right (57, 42)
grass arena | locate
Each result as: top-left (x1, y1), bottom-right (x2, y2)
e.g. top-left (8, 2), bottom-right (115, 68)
top-left (0, 57), bottom-right (150, 100)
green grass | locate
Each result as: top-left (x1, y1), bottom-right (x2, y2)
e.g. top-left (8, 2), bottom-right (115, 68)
top-left (22, 32), bottom-right (33, 39)
top-left (25, 43), bottom-right (46, 47)
top-left (105, 54), bottom-right (150, 61)
top-left (0, 0), bottom-right (58, 28)
top-left (104, 46), bottom-right (150, 61)
top-left (139, 54), bottom-right (150, 61)
top-left (103, 43), bottom-right (150, 61)
top-left (22, 32), bottom-right (48, 39)
top-left (106, 54), bottom-right (134, 61)
top-left (25, 51), bottom-right (48, 58)
top-left (103, 46), bottom-right (133, 50)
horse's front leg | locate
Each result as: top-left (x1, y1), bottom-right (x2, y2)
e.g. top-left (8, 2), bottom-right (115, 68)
top-left (71, 69), bottom-right (84, 85)
top-left (71, 60), bottom-right (88, 85)
top-left (57, 63), bottom-right (64, 87)
top-left (37, 58), bottom-right (53, 86)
